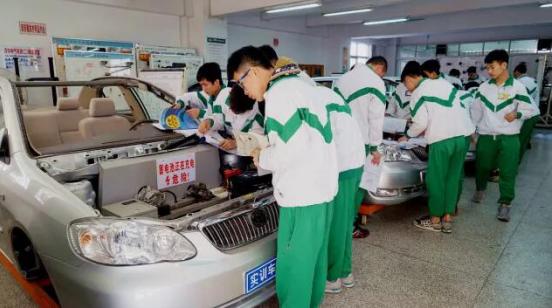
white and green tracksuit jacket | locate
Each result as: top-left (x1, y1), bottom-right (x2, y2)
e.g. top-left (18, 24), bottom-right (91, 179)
top-left (387, 82), bottom-right (412, 120)
top-left (459, 90), bottom-right (477, 136)
top-left (442, 74), bottom-right (463, 90)
top-left (259, 74), bottom-right (339, 207)
top-left (334, 64), bottom-right (386, 154)
top-left (406, 78), bottom-right (467, 144)
top-left (205, 87), bottom-right (264, 135)
top-left (517, 75), bottom-right (540, 112)
top-left (315, 86), bottom-right (365, 173)
top-left (471, 75), bottom-right (539, 136)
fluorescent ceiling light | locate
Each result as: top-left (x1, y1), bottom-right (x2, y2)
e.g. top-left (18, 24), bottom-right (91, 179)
top-left (323, 8), bottom-right (373, 17)
top-left (540, 3), bottom-right (552, 8)
top-left (266, 3), bottom-right (321, 14)
top-left (363, 18), bottom-right (408, 26)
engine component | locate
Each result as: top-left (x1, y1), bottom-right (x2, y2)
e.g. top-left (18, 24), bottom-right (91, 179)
top-left (101, 199), bottom-right (158, 218)
top-left (136, 186), bottom-right (167, 207)
top-left (185, 183), bottom-right (215, 201)
top-left (63, 180), bottom-right (96, 207)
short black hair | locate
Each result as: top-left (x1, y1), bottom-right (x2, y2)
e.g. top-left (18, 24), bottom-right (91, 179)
top-left (258, 45), bottom-right (278, 63)
top-left (227, 46), bottom-right (273, 81)
top-left (197, 62), bottom-right (222, 84)
top-left (467, 66), bottom-right (477, 74)
top-left (367, 56), bottom-right (388, 70)
top-left (421, 59), bottom-right (440, 75)
top-left (401, 61), bottom-right (423, 81)
top-left (484, 49), bottom-right (509, 64)
top-left (514, 62), bottom-right (527, 74)
top-left (449, 69), bottom-right (461, 78)
top-left (229, 85), bottom-right (255, 114)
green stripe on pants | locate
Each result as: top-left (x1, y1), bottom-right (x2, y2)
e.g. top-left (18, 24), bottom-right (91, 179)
top-left (457, 136), bottom-right (471, 205)
top-left (328, 168), bottom-right (363, 282)
top-left (519, 115), bottom-right (539, 163)
top-left (475, 134), bottom-right (520, 205)
top-left (276, 201), bottom-right (333, 308)
top-left (427, 136), bottom-right (466, 217)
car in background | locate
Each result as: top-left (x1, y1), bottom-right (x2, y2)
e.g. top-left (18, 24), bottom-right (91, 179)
top-left (313, 76), bottom-right (426, 206)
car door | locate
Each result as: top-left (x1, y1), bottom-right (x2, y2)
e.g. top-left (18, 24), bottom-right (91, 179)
top-left (0, 92), bottom-right (12, 261)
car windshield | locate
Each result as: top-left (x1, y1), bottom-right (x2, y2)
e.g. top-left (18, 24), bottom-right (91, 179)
top-left (15, 78), bottom-right (185, 156)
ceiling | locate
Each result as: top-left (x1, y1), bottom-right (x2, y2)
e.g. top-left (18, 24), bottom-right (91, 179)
top-left (220, 0), bottom-right (552, 39)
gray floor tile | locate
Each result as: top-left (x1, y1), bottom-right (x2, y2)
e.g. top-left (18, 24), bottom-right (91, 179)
top-left (0, 266), bottom-right (36, 308)
top-left (488, 224), bottom-right (552, 298)
top-left (474, 281), bottom-right (552, 308)
top-left (323, 244), bottom-right (484, 308)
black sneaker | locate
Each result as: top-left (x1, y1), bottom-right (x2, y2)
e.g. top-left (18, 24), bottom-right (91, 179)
top-left (352, 226), bottom-right (370, 239)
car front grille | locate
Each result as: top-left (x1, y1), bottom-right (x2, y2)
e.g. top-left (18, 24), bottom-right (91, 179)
top-left (201, 202), bottom-right (279, 251)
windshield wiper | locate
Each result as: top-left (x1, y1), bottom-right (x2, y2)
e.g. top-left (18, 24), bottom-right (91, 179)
top-left (163, 134), bottom-right (201, 150)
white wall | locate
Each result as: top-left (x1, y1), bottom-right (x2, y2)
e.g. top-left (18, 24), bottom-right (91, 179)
top-left (227, 24), bottom-right (327, 69)
top-left (0, 0), bottom-right (183, 62)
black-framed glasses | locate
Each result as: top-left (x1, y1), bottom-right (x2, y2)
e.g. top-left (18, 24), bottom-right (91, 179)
top-left (234, 68), bottom-right (251, 89)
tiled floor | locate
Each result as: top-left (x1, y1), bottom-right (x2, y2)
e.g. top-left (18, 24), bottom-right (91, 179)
top-left (323, 132), bottom-right (552, 308)
top-left (1, 133), bottom-right (552, 308)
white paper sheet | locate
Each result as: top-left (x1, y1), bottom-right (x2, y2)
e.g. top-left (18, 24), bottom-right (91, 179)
top-left (383, 116), bottom-right (407, 134)
top-left (235, 131), bottom-right (269, 156)
top-left (359, 154), bottom-right (383, 193)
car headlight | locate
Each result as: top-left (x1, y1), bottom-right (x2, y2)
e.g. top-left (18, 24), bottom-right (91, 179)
top-left (382, 144), bottom-right (413, 162)
top-left (68, 218), bottom-right (196, 266)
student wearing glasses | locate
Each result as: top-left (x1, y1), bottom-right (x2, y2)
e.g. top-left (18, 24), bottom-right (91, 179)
top-left (227, 46), bottom-right (338, 308)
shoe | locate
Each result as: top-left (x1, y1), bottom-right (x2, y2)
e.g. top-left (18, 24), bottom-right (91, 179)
top-left (342, 274), bottom-right (355, 288)
top-left (413, 217), bottom-right (441, 232)
top-left (497, 204), bottom-right (511, 222)
top-left (352, 226), bottom-right (370, 239)
top-left (325, 279), bottom-right (342, 294)
top-left (441, 221), bottom-right (452, 234)
top-left (472, 191), bottom-right (485, 203)
top-left (489, 169), bottom-right (500, 183)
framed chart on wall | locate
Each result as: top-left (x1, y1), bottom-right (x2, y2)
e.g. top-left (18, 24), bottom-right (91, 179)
top-left (52, 37), bottom-right (135, 81)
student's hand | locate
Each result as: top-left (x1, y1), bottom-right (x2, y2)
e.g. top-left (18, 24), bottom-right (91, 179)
top-left (186, 108), bottom-right (201, 119)
top-left (198, 119), bottom-right (212, 134)
top-left (172, 101), bottom-right (184, 109)
top-left (220, 138), bottom-right (237, 151)
top-left (250, 148), bottom-right (261, 167)
top-left (398, 136), bottom-right (409, 143)
top-left (504, 111), bottom-right (517, 123)
top-left (371, 151), bottom-right (382, 165)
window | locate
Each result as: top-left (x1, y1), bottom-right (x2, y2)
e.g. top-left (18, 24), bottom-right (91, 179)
top-left (131, 88), bottom-right (171, 120)
top-left (102, 87), bottom-right (132, 114)
top-left (447, 44), bottom-right (460, 56)
top-left (510, 40), bottom-right (538, 54)
top-left (483, 41), bottom-right (510, 53)
top-left (416, 45), bottom-right (436, 58)
top-left (350, 41), bottom-right (372, 69)
top-left (460, 42), bottom-right (484, 56)
top-left (399, 45), bottom-right (416, 58)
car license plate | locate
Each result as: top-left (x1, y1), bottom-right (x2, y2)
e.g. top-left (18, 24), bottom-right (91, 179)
top-left (245, 257), bottom-right (276, 294)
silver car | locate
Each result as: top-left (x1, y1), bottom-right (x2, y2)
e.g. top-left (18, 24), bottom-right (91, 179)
top-left (0, 77), bottom-right (276, 307)
top-left (313, 76), bottom-right (427, 206)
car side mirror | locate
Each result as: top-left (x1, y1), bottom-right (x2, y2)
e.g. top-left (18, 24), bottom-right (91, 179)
top-left (0, 128), bottom-right (10, 164)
